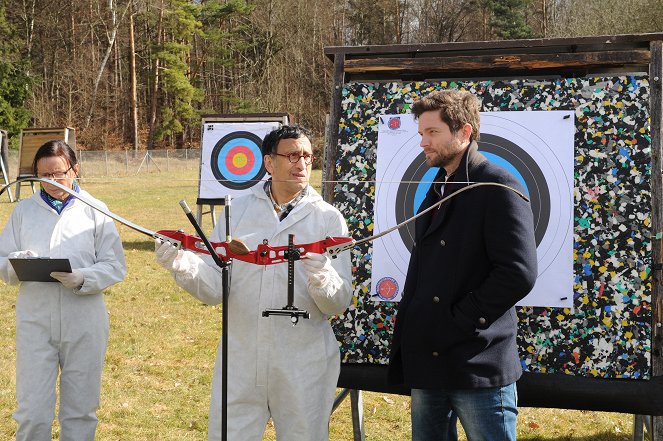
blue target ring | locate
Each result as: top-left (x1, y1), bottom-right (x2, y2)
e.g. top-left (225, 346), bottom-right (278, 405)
top-left (412, 153), bottom-right (530, 213)
top-left (211, 131), bottom-right (266, 190)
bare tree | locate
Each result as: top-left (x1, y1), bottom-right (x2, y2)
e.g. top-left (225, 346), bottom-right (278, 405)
top-left (82, 0), bottom-right (131, 132)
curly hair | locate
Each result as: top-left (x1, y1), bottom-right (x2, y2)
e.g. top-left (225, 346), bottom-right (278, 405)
top-left (411, 90), bottom-right (481, 142)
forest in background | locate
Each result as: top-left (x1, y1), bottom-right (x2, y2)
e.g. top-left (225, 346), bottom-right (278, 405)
top-left (0, 0), bottom-right (662, 151)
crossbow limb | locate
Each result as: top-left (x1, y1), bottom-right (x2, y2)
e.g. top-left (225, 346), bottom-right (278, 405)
top-left (0, 177), bottom-right (353, 265)
top-left (325, 181), bottom-right (529, 258)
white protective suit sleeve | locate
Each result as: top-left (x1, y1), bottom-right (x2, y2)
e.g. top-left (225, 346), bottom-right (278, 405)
top-left (72, 202), bottom-right (127, 295)
top-left (302, 211), bottom-right (352, 316)
top-left (0, 194), bottom-right (126, 293)
top-left (0, 208), bottom-right (35, 285)
top-left (0, 215), bottom-right (22, 285)
top-left (170, 243), bottom-right (225, 306)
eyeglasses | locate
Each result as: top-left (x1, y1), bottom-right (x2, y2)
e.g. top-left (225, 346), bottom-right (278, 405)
top-left (273, 152), bottom-right (316, 165)
top-left (38, 166), bottom-right (73, 180)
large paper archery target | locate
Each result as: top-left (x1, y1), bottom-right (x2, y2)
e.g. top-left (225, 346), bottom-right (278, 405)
top-left (373, 111), bottom-right (574, 307)
top-left (211, 131), bottom-right (265, 190)
top-left (199, 122), bottom-right (281, 199)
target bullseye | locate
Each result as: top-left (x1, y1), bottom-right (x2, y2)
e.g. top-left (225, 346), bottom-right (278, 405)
top-left (225, 145), bottom-right (254, 175)
top-left (211, 131), bottom-right (266, 190)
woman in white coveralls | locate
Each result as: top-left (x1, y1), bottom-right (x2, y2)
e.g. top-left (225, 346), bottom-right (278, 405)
top-left (0, 140), bottom-right (127, 441)
top-left (155, 125), bottom-right (353, 441)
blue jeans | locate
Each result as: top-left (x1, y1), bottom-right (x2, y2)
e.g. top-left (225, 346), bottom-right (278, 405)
top-left (411, 383), bottom-right (518, 441)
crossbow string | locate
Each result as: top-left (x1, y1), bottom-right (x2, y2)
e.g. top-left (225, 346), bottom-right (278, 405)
top-left (0, 177), bottom-right (527, 265)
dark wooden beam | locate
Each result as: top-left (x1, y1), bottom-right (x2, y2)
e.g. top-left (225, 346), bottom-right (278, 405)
top-left (342, 49), bottom-right (650, 74)
top-left (324, 33), bottom-right (663, 60)
top-left (323, 53), bottom-right (345, 202)
top-left (650, 38), bottom-right (663, 441)
top-left (338, 364), bottom-right (663, 415)
top-left (200, 112), bottom-right (291, 120)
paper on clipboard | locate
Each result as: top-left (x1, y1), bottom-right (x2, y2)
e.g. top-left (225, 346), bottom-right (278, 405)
top-left (9, 258), bottom-right (72, 282)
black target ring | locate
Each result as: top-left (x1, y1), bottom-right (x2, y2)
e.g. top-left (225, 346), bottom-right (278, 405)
top-left (395, 134), bottom-right (550, 252)
top-left (210, 131), bottom-right (266, 190)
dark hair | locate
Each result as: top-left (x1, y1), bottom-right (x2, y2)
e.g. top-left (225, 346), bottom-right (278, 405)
top-left (261, 124), bottom-right (313, 156)
top-left (32, 140), bottom-right (78, 175)
top-left (411, 90), bottom-right (481, 142)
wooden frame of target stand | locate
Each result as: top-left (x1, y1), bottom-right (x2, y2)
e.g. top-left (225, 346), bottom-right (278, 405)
top-left (323, 33), bottom-right (663, 440)
top-left (0, 129), bottom-right (13, 202)
top-left (15, 127), bottom-right (76, 200)
top-left (197, 113), bottom-right (291, 228)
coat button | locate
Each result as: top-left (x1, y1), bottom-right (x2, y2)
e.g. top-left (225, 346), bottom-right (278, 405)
top-left (478, 317), bottom-right (487, 325)
top-left (440, 239), bottom-right (446, 246)
top-left (432, 351), bottom-right (439, 357)
top-left (432, 296), bottom-right (440, 303)
top-left (413, 241), bottom-right (416, 248)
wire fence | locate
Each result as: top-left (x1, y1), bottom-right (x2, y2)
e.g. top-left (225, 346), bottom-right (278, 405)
top-left (1, 149), bottom-right (201, 179)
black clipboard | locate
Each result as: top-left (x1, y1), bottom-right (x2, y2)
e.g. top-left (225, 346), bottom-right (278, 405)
top-left (9, 258), bottom-right (72, 282)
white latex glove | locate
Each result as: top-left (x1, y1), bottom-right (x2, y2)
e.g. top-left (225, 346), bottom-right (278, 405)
top-left (8, 250), bottom-right (38, 259)
top-left (50, 270), bottom-right (84, 289)
top-left (155, 239), bottom-right (193, 275)
top-left (301, 252), bottom-right (333, 288)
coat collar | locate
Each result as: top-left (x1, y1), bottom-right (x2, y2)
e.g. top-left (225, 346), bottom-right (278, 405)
top-left (418, 141), bottom-right (486, 238)
top-left (250, 183), bottom-right (322, 204)
top-left (444, 140), bottom-right (485, 188)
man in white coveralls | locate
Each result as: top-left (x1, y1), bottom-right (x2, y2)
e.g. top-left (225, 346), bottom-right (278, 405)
top-left (155, 124), bottom-right (353, 441)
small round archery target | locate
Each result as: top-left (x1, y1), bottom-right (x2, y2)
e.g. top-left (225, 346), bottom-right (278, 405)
top-left (211, 131), bottom-right (266, 189)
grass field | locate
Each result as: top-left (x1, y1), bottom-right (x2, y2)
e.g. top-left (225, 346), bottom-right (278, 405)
top-left (0, 169), bottom-right (639, 440)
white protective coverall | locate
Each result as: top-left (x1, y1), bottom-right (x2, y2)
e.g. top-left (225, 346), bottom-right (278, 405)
top-left (172, 185), bottom-right (353, 441)
top-left (0, 190), bottom-right (127, 441)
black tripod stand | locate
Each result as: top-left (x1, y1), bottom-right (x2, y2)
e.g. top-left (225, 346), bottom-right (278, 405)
top-left (179, 198), bottom-right (232, 441)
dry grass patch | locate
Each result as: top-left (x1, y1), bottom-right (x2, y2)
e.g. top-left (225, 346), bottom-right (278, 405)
top-left (0, 170), bottom-right (638, 440)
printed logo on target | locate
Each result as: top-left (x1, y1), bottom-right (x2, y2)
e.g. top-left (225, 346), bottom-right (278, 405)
top-left (376, 276), bottom-right (399, 301)
top-left (387, 117), bottom-right (401, 130)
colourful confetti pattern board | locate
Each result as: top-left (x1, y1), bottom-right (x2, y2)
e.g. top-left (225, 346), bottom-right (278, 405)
top-left (331, 76), bottom-right (653, 379)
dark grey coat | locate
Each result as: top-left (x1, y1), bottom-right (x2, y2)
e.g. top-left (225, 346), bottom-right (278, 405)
top-left (388, 141), bottom-right (538, 390)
